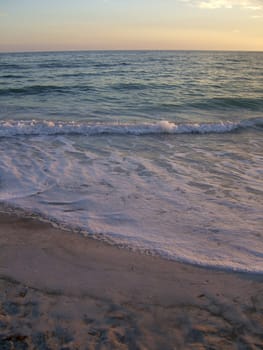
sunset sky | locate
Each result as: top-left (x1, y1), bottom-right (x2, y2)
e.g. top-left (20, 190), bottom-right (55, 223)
top-left (0, 0), bottom-right (262, 52)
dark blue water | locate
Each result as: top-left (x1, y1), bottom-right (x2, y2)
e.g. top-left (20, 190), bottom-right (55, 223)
top-left (0, 51), bottom-right (262, 273)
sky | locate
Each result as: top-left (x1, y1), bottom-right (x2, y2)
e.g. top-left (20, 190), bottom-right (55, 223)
top-left (0, 0), bottom-right (262, 52)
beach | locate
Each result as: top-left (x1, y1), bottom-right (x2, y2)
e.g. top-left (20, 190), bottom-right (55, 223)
top-left (0, 50), bottom-right (262, 349)
top-left (1, 210), bottom-right (263, 350)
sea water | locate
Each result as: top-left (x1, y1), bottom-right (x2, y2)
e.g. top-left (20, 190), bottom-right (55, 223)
top-left (0, 50), bottom-right (262, 273)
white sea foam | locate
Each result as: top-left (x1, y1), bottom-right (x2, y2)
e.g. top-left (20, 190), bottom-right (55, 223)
top-left (0, 125), bottom-right (262, 273)
top-left (0, 117), bottom-right (261, 138)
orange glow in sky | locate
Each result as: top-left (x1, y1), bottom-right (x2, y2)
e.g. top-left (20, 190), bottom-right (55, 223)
top-left (0, 0), bottom-right (262, 52)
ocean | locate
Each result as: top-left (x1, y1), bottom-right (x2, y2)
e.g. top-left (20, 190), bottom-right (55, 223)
top-left (0, 50), bottom-right (262, 273)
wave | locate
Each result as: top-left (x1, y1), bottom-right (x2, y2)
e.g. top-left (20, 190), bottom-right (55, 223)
top-left (0, 118), bottom-right (262, 138)
top-left (36, 61), bottom-right (130, 69)
top-left (0, 63), bottom-right (24, 70)
top-left (190, 97), bottom-right (263, 111)
top-left (0, 85), bottom-right (94, 96)
top-left (1, 74), bottom-right (25, 79)
top-left (111, 82), bottom-right (148, 91)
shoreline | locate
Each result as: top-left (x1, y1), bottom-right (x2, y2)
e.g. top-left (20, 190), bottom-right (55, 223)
top-left (1, 211), bottom-right (263, 349)
top-left (1, 203), bottom-right (262, 277)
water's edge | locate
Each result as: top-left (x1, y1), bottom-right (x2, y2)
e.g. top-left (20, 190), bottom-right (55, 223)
top-left (1, 201), bottom-right (263, 276)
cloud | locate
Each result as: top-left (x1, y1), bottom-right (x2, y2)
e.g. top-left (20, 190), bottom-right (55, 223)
top-left (182, 0), bottom-right (262, 10)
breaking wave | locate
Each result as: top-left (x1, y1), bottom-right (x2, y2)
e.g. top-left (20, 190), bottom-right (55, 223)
top-left (0, 118), bottom-right (262, 138)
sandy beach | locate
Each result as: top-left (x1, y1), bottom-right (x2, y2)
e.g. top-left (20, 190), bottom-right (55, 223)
top-left (0, 209), bottom-right (263, 349)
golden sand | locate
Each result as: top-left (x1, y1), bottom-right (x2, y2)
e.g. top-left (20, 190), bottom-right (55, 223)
top-left (0, 211), bottom-right (263, 349)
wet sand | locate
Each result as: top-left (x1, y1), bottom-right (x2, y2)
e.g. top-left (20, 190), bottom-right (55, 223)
top-left (0, 210), bottom-right (263, 349)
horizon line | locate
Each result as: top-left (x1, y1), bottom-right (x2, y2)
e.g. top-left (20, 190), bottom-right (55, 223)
top-left (1, 48), bottom-right (263, 54)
